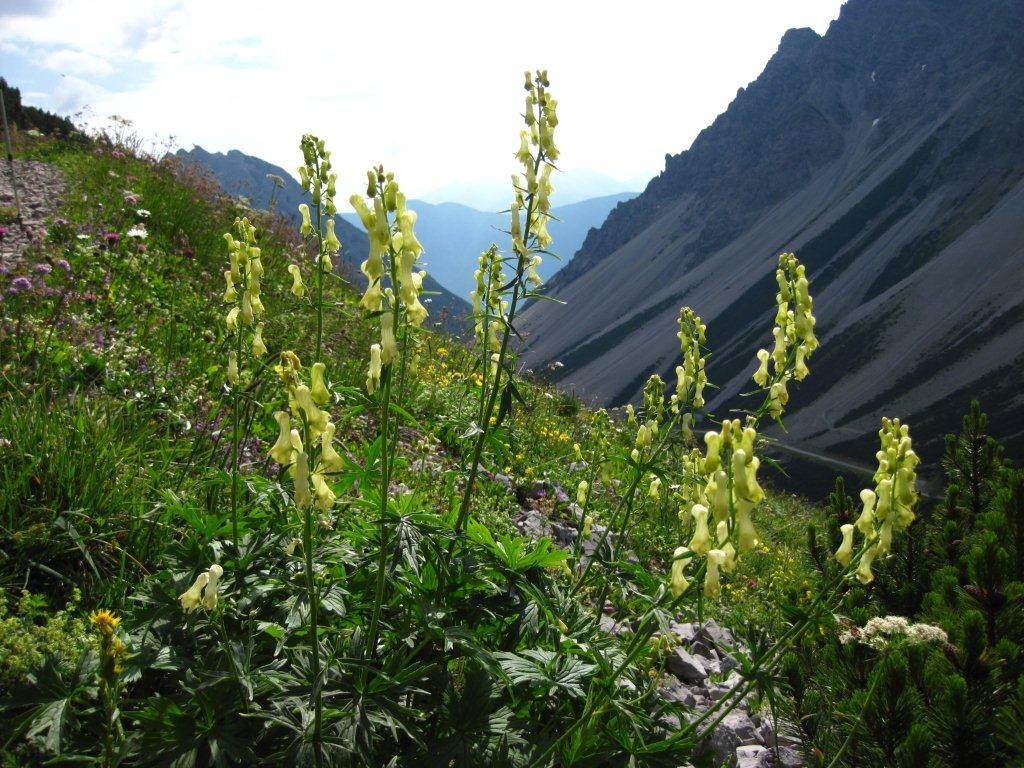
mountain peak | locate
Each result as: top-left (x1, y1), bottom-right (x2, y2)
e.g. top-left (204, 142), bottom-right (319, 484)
top-left (522, 0), bottom-right (1024, 472)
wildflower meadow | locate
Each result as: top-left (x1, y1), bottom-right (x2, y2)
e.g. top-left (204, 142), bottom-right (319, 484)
top-left (1, 71), bottom-right (1023, 767)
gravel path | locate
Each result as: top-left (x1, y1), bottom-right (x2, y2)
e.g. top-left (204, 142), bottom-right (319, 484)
top-left (0, 158), bottom-right (66, 269)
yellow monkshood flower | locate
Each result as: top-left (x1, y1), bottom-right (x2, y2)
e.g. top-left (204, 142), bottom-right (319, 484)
top-left (704, 549), bottom-right (726, 598)
top-left (252, 323), bottom-right (267, 357)
top-left (835, 417), bottom-right (919, 581)
top-left (688, 504), bottom-right (711, 555)
top-left (179, 571), bottom-right (210, 614)
top-left (324, 218), bottom-right (341, 253)
top-left (269, 411), bottom-right (293, 466)
top-left (288, 264), bottom-right (305, 298)
top-left (320, 422), bottom-right (344, 473)
top-left (577, 480), bottom-right (589, 507)
top-left (670, 546), bottom-right (690, 597)
top-left (752, 252), bottom-right (817, 406)
top-left (294, 450), bottom-right (312, 509)
top-left (310, 362), bottom-right (330, 405)
top-left (366, 343), bottom-right (382, 394)
top-left (202, 564), bottom-right (223, 611)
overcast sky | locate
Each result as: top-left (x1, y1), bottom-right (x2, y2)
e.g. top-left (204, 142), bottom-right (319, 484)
top-left (2, 0), bottom-right (846, 205)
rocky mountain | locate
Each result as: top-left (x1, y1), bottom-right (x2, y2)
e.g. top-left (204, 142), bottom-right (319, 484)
top-left (342, 192), bottom-right (636, 298)
top-left (520, 0), bottom-right (1024, 477)
top-left (174, 147), bottom-right (472, 330)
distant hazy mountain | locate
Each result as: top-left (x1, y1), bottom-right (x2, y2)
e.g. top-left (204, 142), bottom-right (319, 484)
top-left (521, 0), bottom-right (1024, 473)
top-left (173, 147), bottom-right (471, 330)
top-left (342, 192), bottom-right (636, 299)
top-left (420, 169), bottom-right (642, 212)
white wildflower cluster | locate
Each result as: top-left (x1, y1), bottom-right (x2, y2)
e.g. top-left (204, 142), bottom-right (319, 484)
top-left (835, 417), bottom-right (920, 584)
top-left (838, 615), bottom-right (948, 649)
top-left (672, 419), bottom-right (765, 598)
top-left (350, 168), bottom-right (429, 394)
top-left (753, 252), bottom-right (818, 419)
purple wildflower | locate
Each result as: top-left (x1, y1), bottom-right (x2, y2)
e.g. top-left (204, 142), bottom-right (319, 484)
top-left (0, 225), bottom-right (9, 239)
top-left (8, 276), bottom-right (32, 294)
top-left (123, 193), bottom-right (139, 205)
top-left (33, 263), bottom-right (52, 274)
top-left (55, 259), bottom-right (72, 274)
top-left (104, 232), bottom-right (120, 244)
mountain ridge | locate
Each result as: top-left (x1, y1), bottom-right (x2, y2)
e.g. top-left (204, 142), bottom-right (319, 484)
top-left (521, 0), bottom-right (1024, 470)
top-left (173, 146), bottom-right (473, 330)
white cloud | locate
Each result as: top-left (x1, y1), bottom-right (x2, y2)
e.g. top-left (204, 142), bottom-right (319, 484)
top-left (5, 0), bottom-right (847, 202)
top-left (43, 49), bottom-right (114, 77)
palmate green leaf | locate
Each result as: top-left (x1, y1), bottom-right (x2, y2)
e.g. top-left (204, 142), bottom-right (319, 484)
top-left (495, 648), bottom-right (596, 699)
top-left (468, 522), bottom-right (568, 574)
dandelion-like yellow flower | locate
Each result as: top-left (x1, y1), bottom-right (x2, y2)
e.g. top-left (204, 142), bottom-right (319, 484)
top-left (89, 609), bottom-right (121, 634)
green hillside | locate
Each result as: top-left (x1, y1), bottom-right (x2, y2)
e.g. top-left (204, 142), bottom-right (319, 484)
top-left (2, 76), bottom-right (1023, 768)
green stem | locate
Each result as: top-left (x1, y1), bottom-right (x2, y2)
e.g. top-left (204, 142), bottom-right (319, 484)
top-left (454, 121), bottom-right (547, 534)
top-left (366, 243), bottom-right (403, 659)
top-left (303, 502), bottom-right (323, 767)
